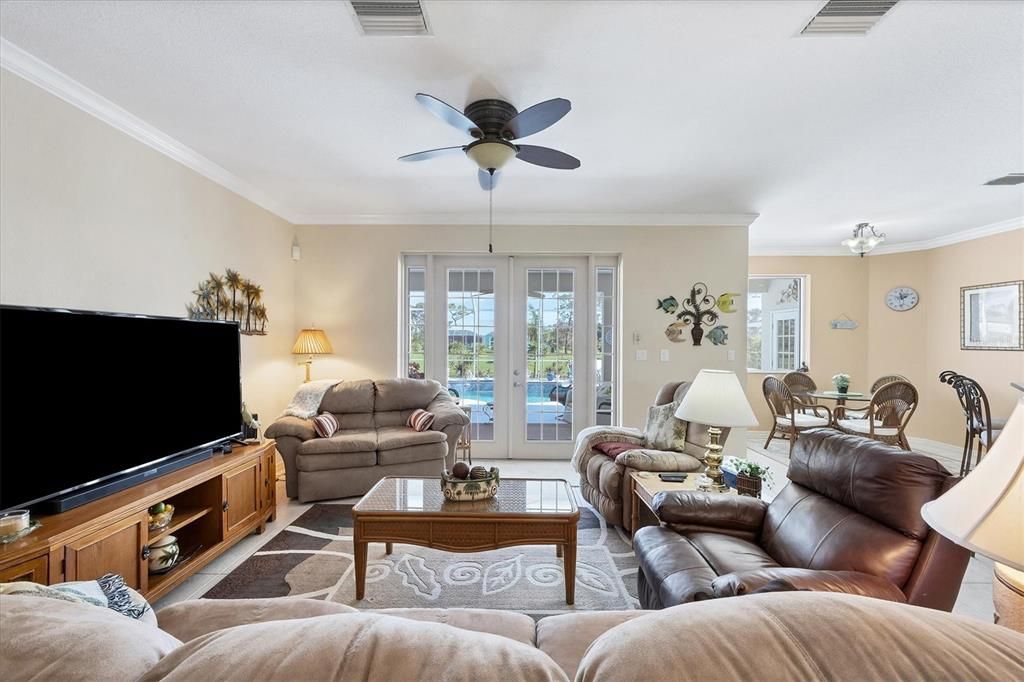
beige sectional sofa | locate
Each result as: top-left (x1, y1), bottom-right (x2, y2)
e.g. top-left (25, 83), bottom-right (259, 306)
top-left (266, 378), bottom-right (469, 502)
top-left (3, 592), bottom-right (1022, 681)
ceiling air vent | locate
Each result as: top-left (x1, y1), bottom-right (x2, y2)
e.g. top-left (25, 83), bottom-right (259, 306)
top-left (351, 0), bottom-right (430, 36)
top-left (801, 0), bottom-right (899, 35)
top-left (984, 174), bottom-right (1024, 186)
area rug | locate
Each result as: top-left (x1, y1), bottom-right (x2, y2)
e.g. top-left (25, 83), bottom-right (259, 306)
top-left (203, 494), bottom-right (639, 616)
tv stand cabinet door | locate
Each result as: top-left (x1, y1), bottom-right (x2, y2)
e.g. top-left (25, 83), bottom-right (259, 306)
top-left (64, 511), bottom-right (148, 591)
top-left (223, 459), bottom-right (260, 538)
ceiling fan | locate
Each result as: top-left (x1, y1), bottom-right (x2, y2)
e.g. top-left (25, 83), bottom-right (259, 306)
top-left (399, 94), bottom-right (581, 190)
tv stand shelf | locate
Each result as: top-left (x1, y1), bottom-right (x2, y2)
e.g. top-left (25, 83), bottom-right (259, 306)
top-left (0, 441), bottom-right (276, 601)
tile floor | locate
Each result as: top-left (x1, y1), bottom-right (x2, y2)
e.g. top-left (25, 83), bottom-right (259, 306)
top-left (156, 453), bottom-right (995, 624)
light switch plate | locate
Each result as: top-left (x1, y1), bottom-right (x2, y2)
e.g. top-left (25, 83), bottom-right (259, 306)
top-left (660, 349), bottom-right (670, 362)
top-left (636, 349), bottom-right (648, 361)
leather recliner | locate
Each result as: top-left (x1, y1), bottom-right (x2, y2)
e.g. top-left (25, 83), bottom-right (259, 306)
top-left (633, 428), bottom-right (971, 611)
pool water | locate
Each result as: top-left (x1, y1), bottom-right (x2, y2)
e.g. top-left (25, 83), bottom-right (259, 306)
top-left (448, 379), bottom-right (568, 405)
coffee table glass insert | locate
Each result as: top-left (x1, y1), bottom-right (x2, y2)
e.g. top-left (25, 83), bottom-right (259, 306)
top-left (354, 477), bottom-right (576, 515)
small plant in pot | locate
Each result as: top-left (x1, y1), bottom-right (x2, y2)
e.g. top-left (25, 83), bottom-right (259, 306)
top-left (733, 460), bottom-right (774, 499)
top-left (832, 373), bottom-right (851, 395)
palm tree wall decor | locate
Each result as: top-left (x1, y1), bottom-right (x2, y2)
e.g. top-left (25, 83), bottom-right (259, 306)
top-left (187, 269), bottom-right (268, 336)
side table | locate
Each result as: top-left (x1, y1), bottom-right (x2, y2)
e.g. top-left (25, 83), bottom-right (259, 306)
top-left (629, 470), bottom-right (736, 541)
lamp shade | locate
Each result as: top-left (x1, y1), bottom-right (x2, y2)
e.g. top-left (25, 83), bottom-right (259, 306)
top-left (675, 369), bottom-right (758, 428)
top-left (921, 397), bottom-right (1024, 571)
top-left (291, 328), bottom-right (333, 355)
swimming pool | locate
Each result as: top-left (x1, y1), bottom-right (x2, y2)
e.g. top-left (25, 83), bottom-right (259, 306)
top-left (447, 379), bottom-right (568, 405)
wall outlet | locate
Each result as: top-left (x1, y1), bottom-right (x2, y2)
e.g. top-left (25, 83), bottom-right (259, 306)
top-left (659, 349), bottom-right (670, 362)
top-left (636, 349), bottom-right (648, 361)
top-left (727, 349), bottom-right (736, 361)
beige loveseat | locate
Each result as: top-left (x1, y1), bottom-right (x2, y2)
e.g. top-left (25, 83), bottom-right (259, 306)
top-left (265, 378), bottom-right (469, 502)
top-left (2, 592), bottom-right (1021, 680)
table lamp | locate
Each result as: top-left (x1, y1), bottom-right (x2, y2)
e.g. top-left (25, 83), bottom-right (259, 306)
top-left (292, 327), bottom-right (333, 382)
top-left (675, 369), bottom-right (759, 492)
top-left (921, 396), bottom-right (1023, 632)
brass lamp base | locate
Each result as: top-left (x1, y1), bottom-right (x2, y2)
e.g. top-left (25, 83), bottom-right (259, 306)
top-left (697, 425), bottom-right (729, 493)
top-left (301, 356), bottom-right (313, 383)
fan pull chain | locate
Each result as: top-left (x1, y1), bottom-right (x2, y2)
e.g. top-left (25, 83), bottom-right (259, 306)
top-left (488, 173), bottom-right (494, 253)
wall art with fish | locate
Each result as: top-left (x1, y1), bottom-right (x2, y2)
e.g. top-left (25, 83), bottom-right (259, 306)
top-left (658, 284), bottom-right (739, 346)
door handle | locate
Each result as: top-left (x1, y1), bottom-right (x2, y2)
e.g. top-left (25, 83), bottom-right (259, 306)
top-left (514, 382), bottom-right (522, 387)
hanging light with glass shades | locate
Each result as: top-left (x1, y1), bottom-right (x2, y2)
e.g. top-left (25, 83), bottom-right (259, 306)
top-left (841, 222), bottom-right (886, 257)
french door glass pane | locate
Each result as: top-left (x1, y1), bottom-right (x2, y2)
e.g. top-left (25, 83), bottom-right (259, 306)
top-left (406, 267), bottom-right (426, 378)
top-left (447, 268), bottom-right (495, 441)
top-left (596, 267), bottom-right (615, 425)
top-left (526, 268), bottom-right (574, 441)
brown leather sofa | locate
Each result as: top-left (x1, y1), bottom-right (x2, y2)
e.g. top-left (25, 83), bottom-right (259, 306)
top-left (633, 428), bottom-right (971, 610)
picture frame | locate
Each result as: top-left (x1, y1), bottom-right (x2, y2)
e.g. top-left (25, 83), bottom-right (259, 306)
top-left (960, 280), bottom-right (1023, 351)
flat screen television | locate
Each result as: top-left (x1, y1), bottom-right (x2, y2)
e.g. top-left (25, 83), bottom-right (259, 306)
top-left (0, 305), bottom-right (242, 512)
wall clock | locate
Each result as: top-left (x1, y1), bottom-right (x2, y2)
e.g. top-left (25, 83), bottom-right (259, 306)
top-left (886, 286), bottom-right (919, 311)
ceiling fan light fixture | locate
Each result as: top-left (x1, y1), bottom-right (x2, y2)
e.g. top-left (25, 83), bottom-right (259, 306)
top-left (841, 222), bottom-right (886, 257)
top-left (466, 140), bottom-right (517, 172)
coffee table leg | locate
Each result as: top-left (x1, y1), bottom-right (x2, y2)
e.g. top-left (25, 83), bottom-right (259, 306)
top-left (385, 542), bottom-right (393, 555)
top-left (355, 540), bottom-right (367, 600)
top-left (563, 541), bottom-right (576, 605)
top-left (556, 544), bottom-right (563, 558)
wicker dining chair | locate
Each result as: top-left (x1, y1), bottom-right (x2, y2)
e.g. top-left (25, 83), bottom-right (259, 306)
top-left (938, 371), bottom-right (1006, 476)
top-left (782, 371), bottom-right (818, 408)
top-left (762, 376), bottom-right (833, 454)
top-left (836, 380), bottom-right (918, 450)
top-left (844, 374), bottom-right (909, 419)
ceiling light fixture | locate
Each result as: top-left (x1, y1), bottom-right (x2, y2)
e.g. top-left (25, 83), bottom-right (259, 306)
top-left (841, 222), bottom-right (886, 257)
top-left (466, 140), bottom-right (517, 173)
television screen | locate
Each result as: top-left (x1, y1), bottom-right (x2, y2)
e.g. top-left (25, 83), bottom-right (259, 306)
top-left (0, 306), bottom-right (242, 511)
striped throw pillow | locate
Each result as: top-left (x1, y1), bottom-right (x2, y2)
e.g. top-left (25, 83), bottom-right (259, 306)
top-left (407, 409), bottom-right (435, 432)
top-left (313, 412), bottom-right (339, 438)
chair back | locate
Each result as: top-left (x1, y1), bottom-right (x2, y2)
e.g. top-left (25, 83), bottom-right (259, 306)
top-left (762, 376), bottom-right (793, 418)
top-left (782, 372), bottom-right (817, 403)
top-left (870, 380), bottom-right (918, 430)
top-left (938, 371), bottom-right (994, 442)
top-left (871, 374), bottom-right (907, 393)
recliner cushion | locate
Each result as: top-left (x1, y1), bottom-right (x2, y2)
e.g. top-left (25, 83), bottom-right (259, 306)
top-left (633, 526), bottom-right (719, 605)
top-left (686, 532), bottom-right (780, 576)
top-left (376, 425), bottom-right (446, 451)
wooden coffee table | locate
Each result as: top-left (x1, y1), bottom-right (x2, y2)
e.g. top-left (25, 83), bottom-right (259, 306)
top-left (630, 470), bottom-right (736, 539)
top-left (352, 477), bottom-right (580, 604)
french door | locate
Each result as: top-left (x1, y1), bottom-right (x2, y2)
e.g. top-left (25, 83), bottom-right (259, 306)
top-left (422, 255), bottom-right (597, 459)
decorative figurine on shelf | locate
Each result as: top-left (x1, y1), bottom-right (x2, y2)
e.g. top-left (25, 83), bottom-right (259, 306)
top-left (242, 403), bottom-right (261, 442)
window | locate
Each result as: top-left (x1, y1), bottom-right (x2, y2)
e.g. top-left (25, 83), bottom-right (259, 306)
top-left (405, 266), bottom-right (426, 378)
top-left (747, 276), bottom-right (806, 372)
top-left (595, 267), bottom-right (615, 425)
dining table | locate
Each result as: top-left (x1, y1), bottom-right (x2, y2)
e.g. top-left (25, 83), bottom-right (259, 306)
top-left (805, 390), bottom-right (872, 421)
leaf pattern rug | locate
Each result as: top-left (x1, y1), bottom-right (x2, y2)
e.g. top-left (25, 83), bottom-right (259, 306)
top-left (203, 494), bottom-right (640, 616)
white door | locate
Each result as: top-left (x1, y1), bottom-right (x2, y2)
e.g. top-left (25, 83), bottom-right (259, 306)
top-left (425, 255), bottom-right (604, 459)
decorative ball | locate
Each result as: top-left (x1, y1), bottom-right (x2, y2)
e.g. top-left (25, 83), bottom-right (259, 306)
top-left (452, 462), bottom-right (471, 479)
top-left (469, 466), bottom-right (489, 480)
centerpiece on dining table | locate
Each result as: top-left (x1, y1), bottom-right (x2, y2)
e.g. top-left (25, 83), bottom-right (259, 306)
top-left (441, 462), bottom-right (501, 501)
top-left (832, 373), bottom-right (852, 395)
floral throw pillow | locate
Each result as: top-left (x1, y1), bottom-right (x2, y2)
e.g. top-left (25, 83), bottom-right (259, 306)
top-left (644, 401), bottom-right (688, 452)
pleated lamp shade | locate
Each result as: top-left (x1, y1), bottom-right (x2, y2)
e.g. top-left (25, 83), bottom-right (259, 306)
top-left (921, 396), bottom-right (1024, 571)
top-left (291, 328), bottom-right (333, 355)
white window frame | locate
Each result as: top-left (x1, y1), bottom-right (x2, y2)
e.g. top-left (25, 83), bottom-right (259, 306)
top-left (746, 274), bottom-right (810, 374)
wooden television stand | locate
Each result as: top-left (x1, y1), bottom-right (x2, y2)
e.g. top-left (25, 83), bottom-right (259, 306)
top-left (0, 441), bottom-right (276, 602)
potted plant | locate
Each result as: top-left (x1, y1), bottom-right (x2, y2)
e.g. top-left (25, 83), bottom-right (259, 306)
top-left (733, 460), bottom-right (774, 499)
top-left (832, 373), bottom-right (851, 395)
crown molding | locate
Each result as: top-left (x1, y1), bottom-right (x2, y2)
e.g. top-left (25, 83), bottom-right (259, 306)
top-left (0, 38), bottom-right (298, 223)
top-left (293, 212), bottom-right (759, 227)
top-left (750, 216), bottom-right (1024, 257)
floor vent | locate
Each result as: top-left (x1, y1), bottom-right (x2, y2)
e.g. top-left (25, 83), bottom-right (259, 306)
top-left (351, 0), bottom-right (430, 36)
top-left (801, 0), bottom-right (899, 35)
top-left (984, 174), bottom-right (1024, 186)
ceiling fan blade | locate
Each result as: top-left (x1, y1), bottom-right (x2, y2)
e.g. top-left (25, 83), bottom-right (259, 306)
top-left (415, 93), bottom-right (481, 138)
top-left (515, 145), bottom-right (581, 170)
top-left (398, 146), bottom-right (465, 162)
top-left (503, 98), bottom-right (571, 140)
top-left (478, 169), bottom-right (500, 191)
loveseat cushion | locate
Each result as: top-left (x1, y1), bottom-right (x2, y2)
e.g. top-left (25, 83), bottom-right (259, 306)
top-left (375, 377), bottom-right (444, 412)
top-left (297, 428), bottom-right (377, 455)
top-left (319, 379), bottom-right (375, 414)
top-left (0, 594), bottom-right (181, 681)
top-left (574, 593), bottom-right (1024, 681)
top-left (139, 612), bottom-right (569, 682)
top-left (156, 598), bottom-right (357, 643)
top-left (376, 425), bottom-right (446, 451)
top-left (376, 607), bottom-right (536, 647)
top-left (377, 442), bottom-right (447, 466)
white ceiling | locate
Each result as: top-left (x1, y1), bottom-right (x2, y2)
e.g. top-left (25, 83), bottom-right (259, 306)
top-left (1, 0), bottom-right (1022, 250)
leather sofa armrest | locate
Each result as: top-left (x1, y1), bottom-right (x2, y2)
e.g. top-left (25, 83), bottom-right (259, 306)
top-left (264, 416), bottom-right (316, 441)
top-left (712, 568), bottom-right (907, 603)
top-left (652, 491), bottom-right (767, 533)
top-left (426, 396), bottom-right (471, 430)
top-left (615, 449), bottom-right (702, 472)
top-left (156, 598), bottom-right (356, 642)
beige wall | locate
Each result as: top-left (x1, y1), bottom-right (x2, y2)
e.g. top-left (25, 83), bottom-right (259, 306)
top-left (745, 256), bottom-right (871, 431)
top-left (749, 229), bottom-right (1024, 446)
top-left (868, 230), bottom-right (1024, 445)
top-left (0, 70), bottom-right (297, 423)
top-left (294, 224), bottom-right (750, 454)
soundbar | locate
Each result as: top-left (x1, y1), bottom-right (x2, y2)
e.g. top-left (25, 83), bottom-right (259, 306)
top-left (38, 447), bottom-right (215, 514)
